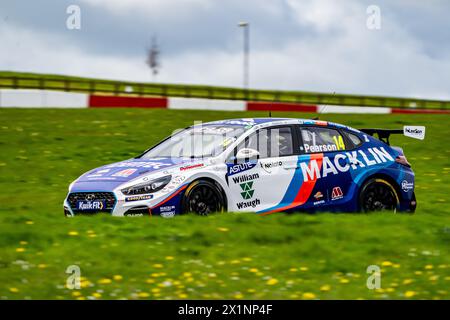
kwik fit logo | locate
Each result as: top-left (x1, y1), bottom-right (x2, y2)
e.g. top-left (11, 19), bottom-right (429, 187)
top-left (240, 181), bottom-right (255, 199)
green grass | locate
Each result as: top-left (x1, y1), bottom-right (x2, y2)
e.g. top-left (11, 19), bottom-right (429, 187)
top-left (0, 108), bottom-right (449, 300)
top-left (1, 71), bottom-right (449, 109)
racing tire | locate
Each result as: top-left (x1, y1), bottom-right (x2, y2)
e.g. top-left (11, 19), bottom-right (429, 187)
top-left (182, 180), bottom-right (225, 215)
top-left (359, 178), bottom-right (400, 213)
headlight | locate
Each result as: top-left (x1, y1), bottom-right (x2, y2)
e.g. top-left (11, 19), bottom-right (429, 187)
top-left (121, 175), bottom-right (171, 195)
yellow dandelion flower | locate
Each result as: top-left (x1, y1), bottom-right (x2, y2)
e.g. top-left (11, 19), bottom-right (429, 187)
top-left (68, 231), bottom-right (79, 236)
top-left (16, 248), bottom-right (26, 252)
top-left (9, 287), bottom-right (19, 293)
top-left (444, 276), bottom-right (450, 281)
top-left (138, 292), bottom-right (150, 298)
top-left (92, 292), bottom-right (102, 299)
top-left (178, 293), bottom-right (188, 299)
top-left (290, 294), bottom-right (299, 299)
top-left (151, 288), bottom-right (160, 293)
top-left (340, 278), bottom-right (350, 284)
top-left (186, 277), bottom-right (194, 282)
top-left (429, 275), bottom-right (439, 281)
top-left (320, 285), bottom-right (331, 292)
top-left (19, 241), bottom-right (28, 245)
top-left (183, 272), bottom-right (192, 278)
top-left (25, 221), bottom-right (34, 225)
top-left (242, 257), bottom-right (252, 262)
top-left (302, 292), bottom-right (316, 300)
top-left (98, 278), bottom-right (112, 284)
top-left (153, 264), bottom-right (163, 269)
top-left (217, 227), bottom-right (229, 232)
top-left (88, 234), bottom-right (97, 238)
top-left (165, 256), bottom-right (174, 260)
top-left (151, 273), bottom-right (160, 278)
top-left (234, 293), bottom-right (244, 299)
top-left (402, 279), bottom-right (413, 285)
top-left (249, 268), bottom-right (258, 273)
top-left (404, 291), bottom-right (416, 298)
top-left (300, 266), bottom-right (308, 271)
top-left (289, 268), bottom-right (298, 272)
top-left (386, 288), bottom-right (395, 293)
top-left (381, 261), bottom-right (393, 267)
top-left (146, 279), bottom-right (155, 284)
top-left (266, 278), bottom-right (278, 285)
top-left (72, 291), bottom-right (81, 297)
top-left (425, 265), bottom-right (433, 270)
top-left (414, 271), bottom-right (423, 275)
top-left (113, 275), bottom-right (123, 281)
top-left (38, 264), bottom-right (47, 269)
top-left (256, 272), bottom-right (264, 276)
top-left (247, 289), bottom-right (256, 293)
top-left (76, 297), bottom-right (86, 300)
top-left (393, 264), bottom-right (401, 268)
top-left (230, 260), bottom-right (240, 264)
top-left (87, 230), bottom-right (95, 234)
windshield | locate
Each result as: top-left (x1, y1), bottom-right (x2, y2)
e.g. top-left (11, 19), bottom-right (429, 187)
top-left (141, 125), bottom-right (246, 159)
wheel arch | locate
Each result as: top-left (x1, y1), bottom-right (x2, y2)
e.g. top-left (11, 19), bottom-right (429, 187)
top-left (181, 177), bottom-right (228, 213)
top-left (357, 173), bottom-right (402, 210)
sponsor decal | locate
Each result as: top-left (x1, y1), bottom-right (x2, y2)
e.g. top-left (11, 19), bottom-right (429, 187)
top-left (232, 173), bottom-right (259, 184)
top-left (107, 161), bottom-right (172, 169)
top-left (180, 163), bottom-right (204, 171)
top-left (112, 168), bottom-right (137, 177)
top-left (331, 187), bottom-right (344, 200)
top-left (160, 205), bottom-right (176, 218)
top-left (260, 160), bottom-right (283, 173)
top-left (227, 161), bottom-right (257, 176)
top-left (300, 147), bottom-right (394, 182)
top-left (401, 180), bottom-right (414, 192)
top-left (125, 195), bottom-right (153, 202)
top-left (403, 126), bottom-right (425, 140)
top-left (261, 161), bottom-right (283, 169)
top-left (236, 198), bottom-right (261, 210)
top-left (313, 200), bottom-right (325, 206)
top-left (240, 181), bottom-right (255, 200)
top-left (77, 200), bottom-right (104, 211)
top-left (313, 191), bottom-right (323, 200)
top-left (124, 213), bottom-right (144, 217)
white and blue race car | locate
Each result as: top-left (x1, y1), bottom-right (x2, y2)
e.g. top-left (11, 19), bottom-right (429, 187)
top-left (64, 118), bottom-right (424, 217)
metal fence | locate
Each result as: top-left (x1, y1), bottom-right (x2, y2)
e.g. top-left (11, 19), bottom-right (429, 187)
top-left (0, 73), bottom-right (448, 110)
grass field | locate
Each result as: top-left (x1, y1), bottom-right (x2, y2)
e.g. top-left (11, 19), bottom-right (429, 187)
top-left (0, 108), bottom-right (449, 300)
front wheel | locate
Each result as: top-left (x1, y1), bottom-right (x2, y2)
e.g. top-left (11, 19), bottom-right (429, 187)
top-left (359, 178), bottom-right (400, 213)
top-left (182, 180), bottom-right (225, 215)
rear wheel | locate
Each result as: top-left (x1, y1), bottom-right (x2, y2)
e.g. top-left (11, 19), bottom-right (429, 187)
top-left (182, 180), bottom-right (225, 215)
top-left (359, 178), bottom-right (400, 212)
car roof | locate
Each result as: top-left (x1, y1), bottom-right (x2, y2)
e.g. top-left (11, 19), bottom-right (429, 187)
top-left (203, 118), bottom-right (359, 133)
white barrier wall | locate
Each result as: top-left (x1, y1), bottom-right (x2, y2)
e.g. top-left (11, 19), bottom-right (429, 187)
top-left (0, 89), bottom-right (88, 108)
top-left (168, 97), bottom-right (246, 111)
top-left (318, 105), bottom-right (391, 114)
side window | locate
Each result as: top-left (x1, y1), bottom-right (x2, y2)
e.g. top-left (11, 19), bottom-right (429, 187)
top-left (299, 127), bottom-right (346, 153)
top-left (232, 126), bottom-right (294, 160)
top-left (344, 131), bottom-right (363, 148)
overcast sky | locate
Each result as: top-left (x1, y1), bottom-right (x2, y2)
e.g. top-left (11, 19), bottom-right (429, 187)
top-left (1, 0), bottom-right (449, 99)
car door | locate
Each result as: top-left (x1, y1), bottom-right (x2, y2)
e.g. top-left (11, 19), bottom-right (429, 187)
top-left (225, 125), bottom-right (300, 212)
top-left (297, 125), bottom-right (353, 210)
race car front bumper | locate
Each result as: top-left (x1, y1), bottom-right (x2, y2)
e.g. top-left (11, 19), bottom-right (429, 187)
top-left (63, 184), bottom-right (187, 217)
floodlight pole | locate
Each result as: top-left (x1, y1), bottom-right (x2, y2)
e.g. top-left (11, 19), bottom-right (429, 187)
top-left (238, 21), bottom-right (249, 89)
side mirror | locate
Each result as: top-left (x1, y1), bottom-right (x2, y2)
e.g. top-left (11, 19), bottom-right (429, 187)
top-left (236, 148), bottom-right (259, 160)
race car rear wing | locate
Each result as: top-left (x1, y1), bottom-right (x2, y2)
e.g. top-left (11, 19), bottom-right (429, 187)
top-left (359, 126), bottom-right (425, 145)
